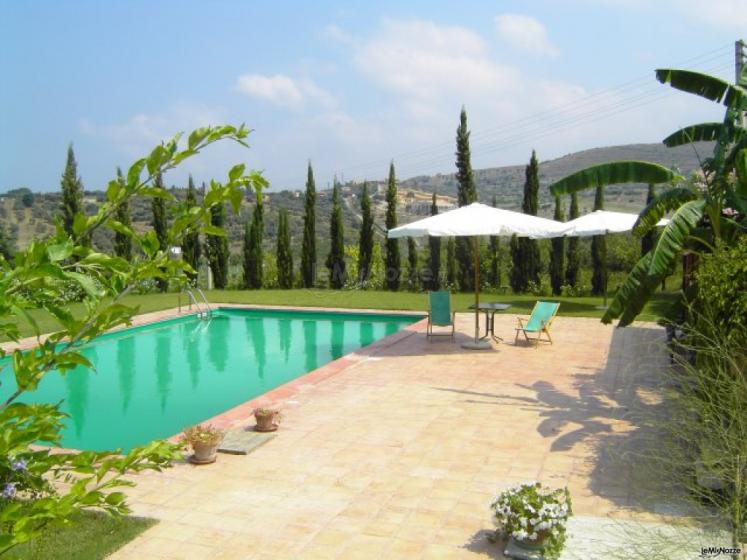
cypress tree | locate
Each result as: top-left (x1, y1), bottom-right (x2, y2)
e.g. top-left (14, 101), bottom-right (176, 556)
top-left (357, 181), bottom-right (374, 284)
top-left (446, 237), bottom-right (457, 288)
top-left (509, 235), bottom-right (521, 293)
top-left (206, 203), bottom-right (229, 289)
top-left (276, 209), bottom-right (293, 288)
top-left (455, 107), bottom-right (477, 291)
top-left (182, 175), bottom-right (201, 282)
top-left (113, 167), bottom-right (132, 261)
top-left (0, 222), bottom-right (14, 262)
top-left (565, 192), bottom-right (580, 288)
top-left (549, 195), bottom-right (565, 295)
top-left (59, 143), bottom-right (87, 244)
top-left (151, 173), bottom-right (168, 292)
top-left (510, 151), bottom-right (542, 292)
top-left (489, 194), bottom-right (501, 288)
top-left (641, 183), bottom-right (656, 256)
top-left (384, 162), bottom-right (401, 291)
top-left (243, 218), bottom-right (253, 289)
top-left (244, 195), bottom-right (264, 289)
top-left (591, 185), bottom-right (607, 296)
top-left (326, 180), bottom-right (346, 289)
top-left (406, 237), bottom-right (419, 291)
top-left (428, 192), bottom-right (441, 290)
top-left (300, 161), bottom-right (316, 288)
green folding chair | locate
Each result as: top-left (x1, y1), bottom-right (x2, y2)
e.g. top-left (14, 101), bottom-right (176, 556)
top-left (427, 291), bottom-right (455, 341)
top-left (515, 301), bottom-right (560, 347)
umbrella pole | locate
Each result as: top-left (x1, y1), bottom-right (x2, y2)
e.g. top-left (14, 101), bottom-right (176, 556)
top-left (474, 237), bottom-right (479, 343)
top-left (596, 231), bottom-right (609, 311)
top-left (462, 237), bottom-right (491, 350)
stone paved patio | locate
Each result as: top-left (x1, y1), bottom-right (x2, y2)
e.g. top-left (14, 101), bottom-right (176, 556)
top-left (107, 311), bottom-right (680, 559)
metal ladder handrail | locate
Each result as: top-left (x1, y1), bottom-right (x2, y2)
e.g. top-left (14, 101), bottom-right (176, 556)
top-left (181, 288), bottom-right (209, 319)
top-left (193, 287), bottom-right (213, 317)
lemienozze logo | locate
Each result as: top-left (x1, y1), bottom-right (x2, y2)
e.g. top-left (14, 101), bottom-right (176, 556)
top-left (700, 546), bottom-right (742, 558)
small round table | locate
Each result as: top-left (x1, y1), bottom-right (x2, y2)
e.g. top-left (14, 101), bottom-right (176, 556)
top-left (468, 303), bottom-right (511, 342)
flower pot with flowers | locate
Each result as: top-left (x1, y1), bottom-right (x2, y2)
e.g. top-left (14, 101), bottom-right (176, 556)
top-left (182, 424), bottom-right (225, 464)
top-left (253, 408), bottom-right (281, 432)
top-left (490, 482), bottom-right (572, 560)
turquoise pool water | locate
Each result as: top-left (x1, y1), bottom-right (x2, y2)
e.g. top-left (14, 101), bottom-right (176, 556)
top-left (1, 308), bottom-right (419, 452)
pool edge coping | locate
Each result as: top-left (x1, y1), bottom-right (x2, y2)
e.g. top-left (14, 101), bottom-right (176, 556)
top-left (187, 314), bottom-right (429, 434)
top-left (1, 303), bottom-right (426, 352)
top-left (16, 303), bottom-right (428, 454)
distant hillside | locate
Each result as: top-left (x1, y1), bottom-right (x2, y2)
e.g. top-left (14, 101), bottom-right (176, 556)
top-left (0, 141), bottom-right (713, 255)
top-left (397, 141), bottom-right (712, 215)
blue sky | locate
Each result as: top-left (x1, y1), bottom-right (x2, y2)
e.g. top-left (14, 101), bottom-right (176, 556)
top-left (0, 0), bottom-right (743, 192)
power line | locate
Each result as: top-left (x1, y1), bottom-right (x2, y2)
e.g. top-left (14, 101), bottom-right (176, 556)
top-left (401, 62), bottom-right (732, 172)
top-left (333, 44), bottom-right (732, 179)
top-left (269, 44), bottom-right (733, 187)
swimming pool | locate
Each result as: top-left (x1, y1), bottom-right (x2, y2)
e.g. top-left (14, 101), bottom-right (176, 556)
top-left (2, 307), bottom-right (420, 452)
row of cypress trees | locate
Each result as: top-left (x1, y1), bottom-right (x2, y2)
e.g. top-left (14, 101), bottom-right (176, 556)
top-left (54, 117), bottom-right (642, 295)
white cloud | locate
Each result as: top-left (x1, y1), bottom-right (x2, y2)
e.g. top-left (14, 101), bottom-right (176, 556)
top-left (676, 0), bottom-right (747, 30)
top-left (355, 19), bottom-right (520, 102)
top-left (235, 74), bottom-right (304, 109)
top-left (321, 23), bottom-right (355, 46)
top-left (79, 102), bottom-right (224, 157)
top-left (235, 73), bottom-right (335, 110)
top-left (495, 14), bottom-right (559, 57)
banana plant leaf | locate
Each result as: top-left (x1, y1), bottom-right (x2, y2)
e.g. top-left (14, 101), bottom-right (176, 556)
top-left (648, 199), bottom-right (707, 278)
top-left (730, 148), bottom-right (747, 214)
top-left (662, 123), bottom-right (725, 147)
top-left (549, 161), bottom-right (679, 196)
top-left (632, 187), bottom-right (699, 236)
top-left (725, 129), bottom-right (747, 168)
top-left (601, 252), bottom-right (661, 326)
top-left (656, 69), bottom-right (747, 110)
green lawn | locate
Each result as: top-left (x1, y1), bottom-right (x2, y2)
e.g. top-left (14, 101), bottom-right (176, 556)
top-left (9, 288), bottom-right (679, 340)
top-left (9, 512), bottom-right (155, 559)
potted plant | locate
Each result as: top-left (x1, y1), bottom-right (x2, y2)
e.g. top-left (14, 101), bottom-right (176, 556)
top-left (490, 481), bottom-right (572, 559)
top-left (253, 408), bottom-right (281, 432)
top-left (182, 424), bottom-right (225, 464)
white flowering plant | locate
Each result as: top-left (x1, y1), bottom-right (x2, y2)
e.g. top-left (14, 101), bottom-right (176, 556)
top-left (490, 482), bottom-right (572, 559)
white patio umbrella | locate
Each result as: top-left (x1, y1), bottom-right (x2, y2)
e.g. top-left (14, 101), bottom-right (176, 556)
top-left (388, 202), bottom-right (566, 350)
top-left (551, 210), bottom-right (670, 308)
top-left (558, 210), bottom-right (669, 237)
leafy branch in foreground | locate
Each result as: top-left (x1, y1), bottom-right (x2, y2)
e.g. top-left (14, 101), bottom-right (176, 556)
top-left (0, 124), bottom-right (267, 554)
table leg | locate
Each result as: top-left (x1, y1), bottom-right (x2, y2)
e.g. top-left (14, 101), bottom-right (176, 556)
top-left (490, 311), bottom-right (504, 342)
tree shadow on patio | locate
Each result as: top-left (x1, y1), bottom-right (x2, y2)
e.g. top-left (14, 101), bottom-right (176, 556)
top-left (434, 325), bottom-right (686, 519)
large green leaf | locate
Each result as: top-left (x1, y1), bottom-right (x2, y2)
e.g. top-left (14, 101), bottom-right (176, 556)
top-left (549, 161), bottom-right (678, 196)
top-left (724, 127), bottom-right (747, 168)
top-left (730, 148), bottom-right (747, 214)
top-left (656, 69), bottom-right (747, 110)
top-left (632, 187), bottom-right (699, 236)
top-left (601, 252), bottom-right (661, 326)
top-left (647, 199), bottom-right (706, 278)
top-left (662, 122), bottom-right (724, 147)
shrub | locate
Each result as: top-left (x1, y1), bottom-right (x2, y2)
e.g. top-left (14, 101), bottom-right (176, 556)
top-left (694, 237), bottom-right (747, 336)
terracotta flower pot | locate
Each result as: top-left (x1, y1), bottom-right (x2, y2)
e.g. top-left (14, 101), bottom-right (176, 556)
top-left (190, 441), bottom-right (219, 464)
top-left (254, 410), bottom-right (280, 432)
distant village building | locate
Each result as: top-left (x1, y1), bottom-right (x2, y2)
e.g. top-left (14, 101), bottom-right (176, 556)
top-left (405, 200), bottom-right (456, 216)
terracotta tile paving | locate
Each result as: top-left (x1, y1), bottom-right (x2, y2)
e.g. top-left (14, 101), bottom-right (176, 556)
top-left (91, 309), bottom-right (674, 558)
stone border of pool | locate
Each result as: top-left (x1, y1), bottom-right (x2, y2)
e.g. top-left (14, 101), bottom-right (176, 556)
top-left (5, 303), bottom-right (428, 449)
top-left (193, 308), bottom-right (428, 433)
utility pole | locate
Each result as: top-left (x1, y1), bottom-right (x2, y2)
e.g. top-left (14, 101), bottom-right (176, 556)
top-left (736, 39), bottom-right (745, 85)
top-left (737, 39), bottom-right (746, 126)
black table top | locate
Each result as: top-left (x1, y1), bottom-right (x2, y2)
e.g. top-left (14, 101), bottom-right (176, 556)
top-left (468, 302), bottom-right (511, 311)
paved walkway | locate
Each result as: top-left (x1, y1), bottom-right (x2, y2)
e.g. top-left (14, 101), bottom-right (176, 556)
top-left (109, 312), bottom-right (681, 559)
